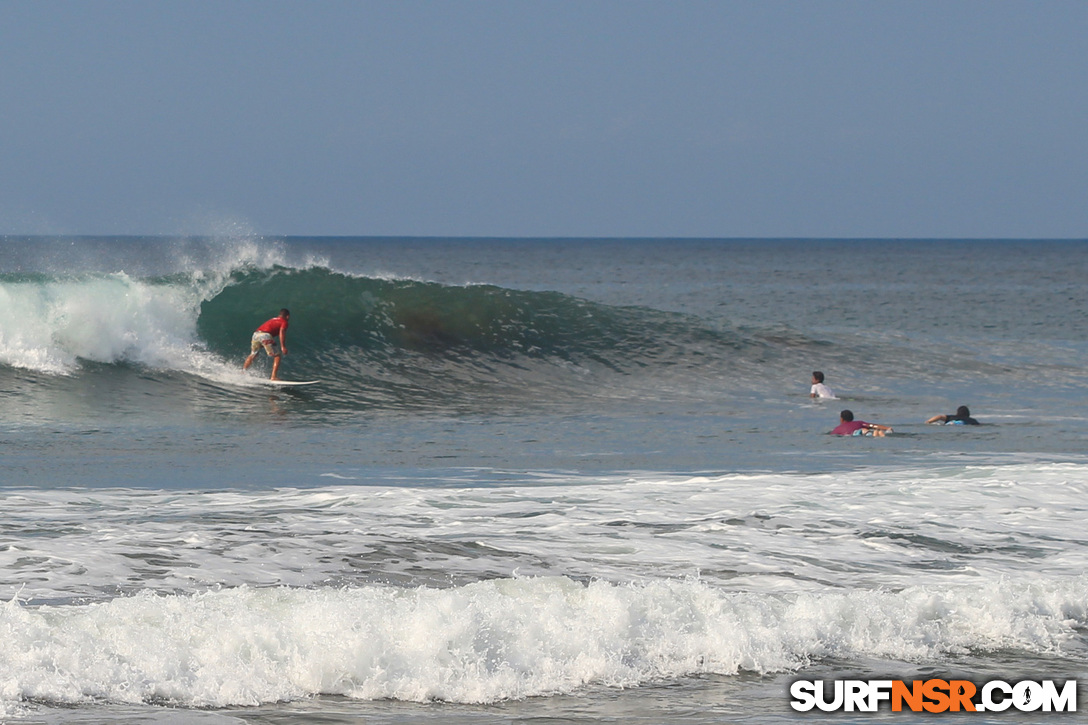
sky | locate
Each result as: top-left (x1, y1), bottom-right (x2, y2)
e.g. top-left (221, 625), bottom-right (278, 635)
top-left (1, 1), bottom-right (1085, 239)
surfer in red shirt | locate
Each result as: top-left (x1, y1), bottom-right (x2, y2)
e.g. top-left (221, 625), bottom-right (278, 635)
top-left (243, 309), bottom-right (290, 380)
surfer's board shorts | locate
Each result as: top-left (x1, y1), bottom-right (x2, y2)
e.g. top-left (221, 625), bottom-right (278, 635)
top-left (251, 331), bottom-right (279, 355)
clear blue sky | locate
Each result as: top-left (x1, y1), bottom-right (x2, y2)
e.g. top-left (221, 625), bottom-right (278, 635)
top-left (1, 1), bottom-right (1085, 238)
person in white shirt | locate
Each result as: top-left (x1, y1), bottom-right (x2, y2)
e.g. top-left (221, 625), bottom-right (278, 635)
top-left (809, 371), bottom-right (835, 399)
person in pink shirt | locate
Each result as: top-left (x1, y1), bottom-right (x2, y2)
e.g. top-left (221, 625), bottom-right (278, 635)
top-left (830, 409), bottom-right (893, 437)
top-left (243, 308), bottom-right (290, 380)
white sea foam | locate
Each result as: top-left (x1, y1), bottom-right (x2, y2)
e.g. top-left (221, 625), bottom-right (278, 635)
top-left (1, 575), bottom-right (1085, 710)
top-left (4, 464), bottom-right (1088, 601)
top-left (3, 464), bottom-right (1088, 710)
top-left (0, 273), bottom-right (202, 373)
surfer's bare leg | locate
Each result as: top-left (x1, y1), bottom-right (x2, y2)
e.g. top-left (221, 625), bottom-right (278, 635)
top-left (243, 353), bottom-right (257, 371)
top-left (270, 354), bottom-right (282, 380)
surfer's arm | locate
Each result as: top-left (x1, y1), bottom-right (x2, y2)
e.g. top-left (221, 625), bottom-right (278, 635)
top-left (279, 328), bottom-right (288, 356)
top-left (925, 414), bottom-right (946, 424)
top-left (866, 423), bottom-right (893, 433)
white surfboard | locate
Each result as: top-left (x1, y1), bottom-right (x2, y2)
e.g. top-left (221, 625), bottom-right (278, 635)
top-left (262, 379), bottom-right (320, 387)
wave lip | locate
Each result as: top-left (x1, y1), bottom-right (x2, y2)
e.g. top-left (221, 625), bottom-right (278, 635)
top-left (2, 575), bottom-right (1085, 709)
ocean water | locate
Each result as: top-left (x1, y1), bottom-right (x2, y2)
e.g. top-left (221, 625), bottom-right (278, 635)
top-left (1, 237), bottom-right (1087, 723)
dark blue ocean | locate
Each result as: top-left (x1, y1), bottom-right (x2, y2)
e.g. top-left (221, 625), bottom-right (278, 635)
top-left (2, 237), bottom-right (1087, 723)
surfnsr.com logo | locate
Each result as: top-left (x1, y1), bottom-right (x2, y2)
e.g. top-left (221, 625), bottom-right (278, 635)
top-left (790, 679), bottom-right (1077, 713)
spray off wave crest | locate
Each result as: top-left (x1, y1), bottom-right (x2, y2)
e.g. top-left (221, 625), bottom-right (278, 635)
top-left (2, 575), bottom-right (1085, 710)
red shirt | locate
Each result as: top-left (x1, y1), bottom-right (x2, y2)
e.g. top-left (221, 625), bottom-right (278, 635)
top-left (257, 317), bottom-right (288, 335)
top-left (831, 420), bottom-right (867, 436)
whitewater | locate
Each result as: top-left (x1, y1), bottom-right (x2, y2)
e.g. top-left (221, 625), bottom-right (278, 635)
top-left (1, 236), bottom-right (1087, 723)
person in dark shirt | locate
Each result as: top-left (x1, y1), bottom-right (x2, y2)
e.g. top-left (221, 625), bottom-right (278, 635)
top-left (926, 405), bottom-right (980, 425)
